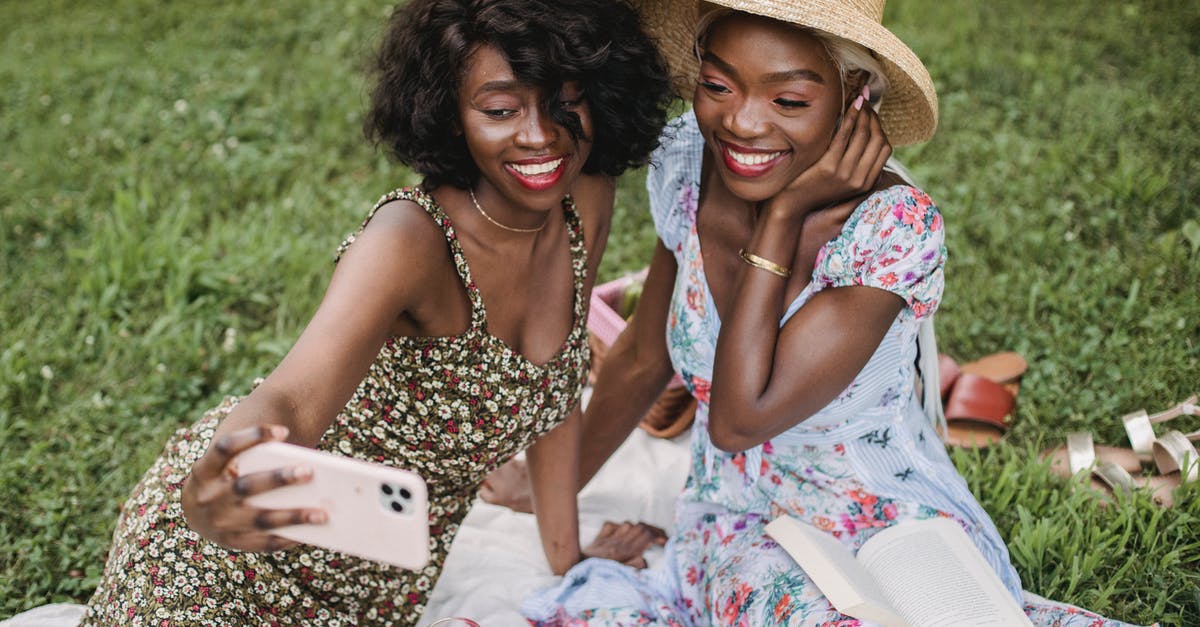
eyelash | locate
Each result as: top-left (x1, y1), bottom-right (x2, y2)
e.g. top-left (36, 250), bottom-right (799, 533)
top-left (482, 96), bottom-right (581, 119)
top-left (775, 98), bottom-right (809, 109)
top-left (701, 81), bottom-right (808, 109)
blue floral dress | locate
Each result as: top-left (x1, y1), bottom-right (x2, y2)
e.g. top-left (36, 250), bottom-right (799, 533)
top-left (522, 113), bottom-right (1137, 627)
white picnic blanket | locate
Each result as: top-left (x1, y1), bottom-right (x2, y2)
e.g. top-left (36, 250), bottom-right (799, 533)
top-left (418, 427), bottom-right (691, 626)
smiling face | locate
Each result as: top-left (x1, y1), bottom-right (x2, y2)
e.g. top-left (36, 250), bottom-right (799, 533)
top-left (693, 13), bottom-right (847, 203)
top-left (457, 44), bottom-right (592, 219)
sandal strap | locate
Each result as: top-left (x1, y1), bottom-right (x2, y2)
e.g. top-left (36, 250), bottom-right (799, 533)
top-left (1066, 432), bottom-right (1096, 475)
top-left (1122, 410), bottom-right (1156, 459)
top-left (1122, 394), bottom-right (1200, 459)
top-left (1154, 394), bottom-right (1200, 422)
top-left (1152, 430), bottom-right (1199, 483)
top-left (1092, 461), bottom-right (1136, 495)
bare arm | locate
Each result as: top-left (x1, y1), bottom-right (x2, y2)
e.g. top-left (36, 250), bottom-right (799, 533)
top-left (527, 404), bottom-right (583, 575)
top-left (708, 285), bottom-right (903, 452)
top-left (708, 102), bottom-right (899, 452)
top-left (577, 240), bottom-right (677, 488)
top-left (182, 201), bottom-right (441, 550)
top-left (211, 202), bottom-right (443, 444)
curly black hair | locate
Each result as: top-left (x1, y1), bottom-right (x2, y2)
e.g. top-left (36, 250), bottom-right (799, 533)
top-left (364, 0), bottom-right (674, 189)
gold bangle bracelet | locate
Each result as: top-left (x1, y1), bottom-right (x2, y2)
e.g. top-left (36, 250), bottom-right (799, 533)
top-left (738, 249), bottom-right (792, 278)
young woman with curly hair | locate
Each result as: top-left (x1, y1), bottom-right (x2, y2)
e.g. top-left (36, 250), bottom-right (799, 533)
top-left (79, 1), bottom-right (673, 624)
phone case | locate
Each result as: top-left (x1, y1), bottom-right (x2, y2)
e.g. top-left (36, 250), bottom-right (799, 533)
top-left (237, 441), bottom-right (430, 570)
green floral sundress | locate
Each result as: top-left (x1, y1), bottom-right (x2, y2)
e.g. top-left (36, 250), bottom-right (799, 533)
top-left (83, 186), bottom-right (590, 626)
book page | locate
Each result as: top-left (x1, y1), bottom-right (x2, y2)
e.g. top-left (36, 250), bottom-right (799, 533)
top-left (765, 517), bottom-right (907, 627)
top-left (857, 519), bottom-right (1032, 627)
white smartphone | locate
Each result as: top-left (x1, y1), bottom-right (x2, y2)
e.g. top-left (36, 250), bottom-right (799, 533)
top-left (237, 441), bottom-right (430, 570)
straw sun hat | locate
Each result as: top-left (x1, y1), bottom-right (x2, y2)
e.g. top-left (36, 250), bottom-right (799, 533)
top-left (634, 0), bottom-right (938, 146)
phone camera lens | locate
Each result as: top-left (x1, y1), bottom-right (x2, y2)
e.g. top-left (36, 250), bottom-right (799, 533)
top-left (381, 484), bottom-right (393, 495)
top-left (390, 501), bottom-right (405, 513)
top-left (399, 488), bottom-right (412, 500)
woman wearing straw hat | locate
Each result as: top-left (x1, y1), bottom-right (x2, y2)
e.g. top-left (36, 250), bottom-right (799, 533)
top-left (522, 1), bottom-right (1141, 625)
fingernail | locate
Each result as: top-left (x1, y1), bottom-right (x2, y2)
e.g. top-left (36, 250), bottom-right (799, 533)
top-left (862, 84), bottom-right (870, 100)
top-left (293, 466), bottom-right (312, 480)
top-left (308, 511), bottom-right (327, 524)
top-left (853, 95), bottom-right (864, 110)
top-left (270, 425), bottom-right (289, 440)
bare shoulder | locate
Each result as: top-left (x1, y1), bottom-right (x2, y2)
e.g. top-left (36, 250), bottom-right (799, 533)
top-left (335, 196), bottom-right (454, 299)
top-left (348, 198), bottom-right (449, 260)
top-left (362, 198), bottom-right (444, 242)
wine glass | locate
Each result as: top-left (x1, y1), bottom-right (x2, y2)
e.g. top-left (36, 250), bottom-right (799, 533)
top-left (427, 618), bottom-right (482, 627)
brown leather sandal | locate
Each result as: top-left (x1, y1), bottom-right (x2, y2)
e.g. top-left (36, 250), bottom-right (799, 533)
top-left (942, 374), bottom-right (1015, 448)
top-left (957, 351), bottom-right (1027, 396)
top-left (939, 352), bottom-right (1027, 448)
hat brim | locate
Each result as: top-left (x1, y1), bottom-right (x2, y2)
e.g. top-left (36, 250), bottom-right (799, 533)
top-left (635, 0), bottom-right (938, 146)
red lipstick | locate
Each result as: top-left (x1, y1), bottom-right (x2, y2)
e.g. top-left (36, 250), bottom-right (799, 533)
top-left (505, 154), bottom-right (570, 191)
top-left (718, 140), bottom-right (789, 178)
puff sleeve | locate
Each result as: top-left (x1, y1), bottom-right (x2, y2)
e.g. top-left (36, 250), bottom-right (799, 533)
top-left (813, 185), bottom-right (946, 320)
top-left (645, 112), bottom-right (704, 255)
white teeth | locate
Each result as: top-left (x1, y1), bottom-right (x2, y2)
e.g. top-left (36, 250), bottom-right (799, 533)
top-left (510, 158), bottom-right (563, 176)
top-left (727, 148), bottom-right (783, 166)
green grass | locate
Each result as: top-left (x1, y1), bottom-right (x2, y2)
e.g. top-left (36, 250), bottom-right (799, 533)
top-left (2, 0), bottom-right (1198, 624)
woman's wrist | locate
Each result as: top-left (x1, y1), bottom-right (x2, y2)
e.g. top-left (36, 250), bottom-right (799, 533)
top-left (549, 546), bottom-right (585, 574)
top-left (760, 192), bottom-right (823, 225)
top-left (738, 249), bottom-right (792, 278)
top-left (748, 201), bottom-right (807, 265)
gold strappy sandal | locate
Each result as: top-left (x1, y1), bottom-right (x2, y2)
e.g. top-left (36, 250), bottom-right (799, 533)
top-left (1089, 461), bottom-right (1179, 507)
top-left (1152, 429), bottom-right (1199, 487)
top-left (1121, 394), bottom-right (1198, 462)
top-left (1040, 432), bottom-right (1141, 479)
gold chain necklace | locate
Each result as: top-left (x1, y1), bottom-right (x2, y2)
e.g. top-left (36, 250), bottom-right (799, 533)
top-left (469, 188), bottom-right (548, 234)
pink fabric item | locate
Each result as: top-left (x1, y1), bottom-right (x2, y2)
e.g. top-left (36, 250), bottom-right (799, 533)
top-left (588, 271), bottom-right (684, 387)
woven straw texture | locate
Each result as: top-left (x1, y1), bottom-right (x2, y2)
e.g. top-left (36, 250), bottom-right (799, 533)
top-left (634, 0), bottom-right (938, 146)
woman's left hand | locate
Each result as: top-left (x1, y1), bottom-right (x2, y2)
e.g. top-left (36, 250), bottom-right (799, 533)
top-left (581, 521), bottom-right (668, 568)
top-left (766, 94), bottom-right (892, 219)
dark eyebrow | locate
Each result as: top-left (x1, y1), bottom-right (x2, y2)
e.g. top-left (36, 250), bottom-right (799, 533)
top-left (476, 79), bottom-right (521, 94)
top-left (762, 68), bottom-right (825, 85)
top-left (701, 51), bottom-right (825, 85)
top-left (700, 51), bottom-right (738, 78)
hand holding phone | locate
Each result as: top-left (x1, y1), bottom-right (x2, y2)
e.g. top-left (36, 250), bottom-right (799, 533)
top-left (181, 425), bottom-right (326, 554)
top-left (237, 441), bottom-right (431, 570)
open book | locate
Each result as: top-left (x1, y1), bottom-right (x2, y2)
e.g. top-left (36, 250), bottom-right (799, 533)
top-left (765, 516), bottom-right (1032, 627)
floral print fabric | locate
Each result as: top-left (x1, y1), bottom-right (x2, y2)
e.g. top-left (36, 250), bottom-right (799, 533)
top-left (522, 113), bottom-right (1138, 627)
top-left (83, 187), bottom-right (590, 626)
